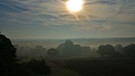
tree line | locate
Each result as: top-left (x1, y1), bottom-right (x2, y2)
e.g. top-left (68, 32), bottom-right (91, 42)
top-left (97, 44), bottom-right (135, 58)
top-left (47, 41), bottom-right (135, 58)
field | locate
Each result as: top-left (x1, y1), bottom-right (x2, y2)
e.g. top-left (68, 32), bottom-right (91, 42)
top-left (48, 58), bottom-right (135, 76)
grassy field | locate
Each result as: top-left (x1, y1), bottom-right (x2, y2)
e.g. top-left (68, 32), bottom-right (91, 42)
top-left (49, 67), bottom-right (81, 76)
top-left (48, 58), bottom-right (135, 76)
top-left (47, 58), bottom-right (81, 76)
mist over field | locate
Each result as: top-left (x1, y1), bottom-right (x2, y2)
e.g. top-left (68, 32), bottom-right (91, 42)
top-left (9, 37), bottom-right (135, 76)
top-left (1, 0), bottom-right (135, 76)
top-left (11, 37), bottom-right (135, 58)
top-left (13, 37), bottom-right (135, 49)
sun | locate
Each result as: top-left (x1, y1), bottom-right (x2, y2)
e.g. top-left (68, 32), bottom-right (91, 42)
top-left (66, 0), bottom-right (84, 12)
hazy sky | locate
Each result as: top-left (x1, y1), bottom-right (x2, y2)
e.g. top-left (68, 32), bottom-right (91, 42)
top-left (0, 0), bottom-right (135, 39)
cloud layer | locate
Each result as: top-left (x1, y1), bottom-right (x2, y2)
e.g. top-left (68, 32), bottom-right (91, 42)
top-left (0, 0), bottom-right (135, 39)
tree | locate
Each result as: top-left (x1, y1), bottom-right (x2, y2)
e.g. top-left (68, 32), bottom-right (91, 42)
top-left (0, 34), bottom-right (37, 76)
top-left (123, 44), bottom-right (135, 58)
top-left (97, 44), bottom-right (115, 57)
top-left (114, 44), bottom-right (123, 52)
top-left (0, 34), bottom-right (51, 76)
top-left (57, 40), bottom-right (86, 57)
top-left (114, 44), bottom-right (124, 57)
top-left (0, 33), bottom-right (16, 62)
top-left (47, 48), bottom-right (59, 56)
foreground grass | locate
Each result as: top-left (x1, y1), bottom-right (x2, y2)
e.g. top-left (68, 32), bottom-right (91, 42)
top-left (46, 59), bottom-right (81, 76)
top-left (48, 58), bottom-right (135, 76)
top-left (49, 67), bottom-right (81, 76)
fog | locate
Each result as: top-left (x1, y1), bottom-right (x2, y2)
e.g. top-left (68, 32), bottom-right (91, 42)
top-left (12, 38), bottom-right (135, 59)
top-left (1, 34), bottom-right (135, 76)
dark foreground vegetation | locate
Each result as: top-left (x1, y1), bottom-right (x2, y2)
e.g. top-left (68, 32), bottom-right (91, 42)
top-left (49, 58), bottom-right (135, 76)
top-left (0, 34), bottom-right (51, 76)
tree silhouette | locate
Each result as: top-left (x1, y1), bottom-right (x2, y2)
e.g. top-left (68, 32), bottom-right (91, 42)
top-left (47, 48), bottom-right (59, 57)
top-left (0, 34), bottom-right (37, 76)
top-left (97, 44), bottom-right (115, 57)
top-left (123, 44), bottom-right (135, 58)
top-left (0, 34), bottom-right (51, 76)
top-left (57, 40), bottom-right (90, 57)
top-left (0, 33), bottom-right (16, 62)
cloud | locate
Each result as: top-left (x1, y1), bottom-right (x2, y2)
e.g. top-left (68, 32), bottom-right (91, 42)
top-left (72, 21), bottom-right (112, 32)
top-left (1, 0), bottom-right (135, 26)
top-left (85, 0), bottom-right (118, 5)
top-left (0, 0), bottom-right (135, 38)
top-left (117, 0), bottom-right (135, 14)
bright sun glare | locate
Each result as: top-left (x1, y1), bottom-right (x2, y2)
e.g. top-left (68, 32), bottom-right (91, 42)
top-left (66, 0), bottom-right (84, 12)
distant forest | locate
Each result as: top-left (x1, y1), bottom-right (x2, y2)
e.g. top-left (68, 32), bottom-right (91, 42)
top-left (15, 40), bottom-right (135, 58)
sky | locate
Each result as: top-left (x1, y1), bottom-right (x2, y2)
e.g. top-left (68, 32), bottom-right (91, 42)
top-left (0, 0), bottom-right (135, 39)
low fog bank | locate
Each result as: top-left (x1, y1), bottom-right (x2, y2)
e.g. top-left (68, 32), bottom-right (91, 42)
top-left (12, 38), bottom-right (135, 49)
top-left (13, 39), bottom-right (135, 60)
